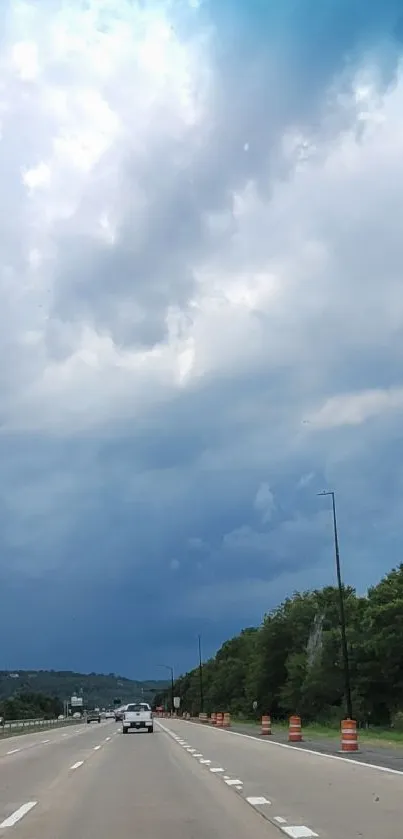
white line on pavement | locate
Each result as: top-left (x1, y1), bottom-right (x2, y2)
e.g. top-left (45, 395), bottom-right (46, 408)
top-left (70, 761), bottom-right (84, 770)
top-left (210, 767), bottom-right (225, 773)
top-left (247, 797), bottom-right (271, 806)
top-left (0, 802), bottom-right (37, 828)
top-left (200, 759), bottom-right (211, 764)
top-left (193, 753), bottom-right (203, 758)
top-left (94, 745), bottom-right (101, 750)
top-left (212, 726), bottom-right (403, 776)
top-left (6, 748), bottom-right (21, 755)
top-left (224, 779), bottom-right (243, 786)
top-left (104, 737), bottom-right (111, 742)
top-left (42, 739), bottom-right (50, 744)
top-left (274, 817), bottom-right (287, 824)
top-left (281, 828), bottom-right (318, 839)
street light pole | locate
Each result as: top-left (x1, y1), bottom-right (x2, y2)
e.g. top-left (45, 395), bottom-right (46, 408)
top-left (157, 665), bottom-right (174, 715)
top-left (198, 635), bottom-right (204, 714)
top-left (318, 490), bottom-right (353, 720)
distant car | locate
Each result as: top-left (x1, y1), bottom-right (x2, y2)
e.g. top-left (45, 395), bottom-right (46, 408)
top-left (72, 712), bottom-right (81, 719)
top-left (122, 703), bottom-right (153, 734)
top-left (58, 714), bottom-right (64, 720)
top-left (114, 706), bottom-right (127, 722)
top-left (86, 710), bottom-right (101, 724)
top-left (105, 710), bottom-right (114, 719)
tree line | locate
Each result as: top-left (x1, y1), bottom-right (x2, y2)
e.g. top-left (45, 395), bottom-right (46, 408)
top-left (0, 692), bottom-right (63, 720)
top-left (159, 564), bottom-right (403, 726)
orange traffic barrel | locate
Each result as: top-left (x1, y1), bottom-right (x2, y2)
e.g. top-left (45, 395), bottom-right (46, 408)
top-left (216, 712), bottom-right (224, 727)
top-left (223, 712), bottom-right (231, 728)
top-left (261, 715), bottom-right (272, 736)
top-left (341, 719), bottom-right (358, 751)
top-left (288, 715), bottom-right (302, 742)
top-left (210, 712), bottom-right (217, 725)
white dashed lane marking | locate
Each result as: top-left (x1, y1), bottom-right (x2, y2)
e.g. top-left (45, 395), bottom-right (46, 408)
top-left (94, 745), bottom-right (101, 750)
top-left (158, 723), bottom-right (320, 836)
top-left (0, 802), bottom-right (37, 828)
top-left (6, 748), bottom-right (20, 755)
top-left (247, 796), bottom-right (271, 806)
top-left (70, 760), bottom-right (84, 770)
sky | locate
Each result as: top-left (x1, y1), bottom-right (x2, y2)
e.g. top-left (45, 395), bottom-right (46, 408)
top-left (1, 0), bottom-right (403, 679)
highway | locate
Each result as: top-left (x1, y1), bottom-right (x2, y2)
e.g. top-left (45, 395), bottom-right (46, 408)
top-left (0, 718), bottom-right (279, 839)
top-left (1, 717), bottom-right (402, 838)
top-left (158, 718), bottom-right (403, 838)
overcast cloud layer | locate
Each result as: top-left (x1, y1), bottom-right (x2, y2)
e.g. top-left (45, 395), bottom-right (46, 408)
top-left (1, 0), bottom-right (403, 678)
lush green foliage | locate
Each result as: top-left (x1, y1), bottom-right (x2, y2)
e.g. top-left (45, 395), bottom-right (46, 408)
top-left (166, 565), bottom-right (403, 726)
top-left (0, 692), bottom-right (63, 720)
top-left (0, 671), bottom-right (167, 715)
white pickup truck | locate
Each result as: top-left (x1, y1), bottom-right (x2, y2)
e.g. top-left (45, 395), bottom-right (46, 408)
top-left (122, 703), bottom-right (154, 734)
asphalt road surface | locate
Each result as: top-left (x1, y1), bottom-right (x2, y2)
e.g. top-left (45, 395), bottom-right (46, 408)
top-left (0, 718), bottom-right (281, 839)
top-left (227, 721), bottom-right (403, 772)
top-left (159, 718), bottom-right (403, 839)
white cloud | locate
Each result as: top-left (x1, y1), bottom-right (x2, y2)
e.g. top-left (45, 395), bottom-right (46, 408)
top-left (308, 388), bottom-right (403, 429)
top-left (254, 482), bottom-right (275, 523)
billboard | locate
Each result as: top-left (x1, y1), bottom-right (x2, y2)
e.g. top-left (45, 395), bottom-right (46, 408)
top-left (71, 695), bottom-right (83, 707)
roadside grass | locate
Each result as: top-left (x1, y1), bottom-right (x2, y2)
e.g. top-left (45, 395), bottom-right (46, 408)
top-left (235, 718), bottom-right (403, 748)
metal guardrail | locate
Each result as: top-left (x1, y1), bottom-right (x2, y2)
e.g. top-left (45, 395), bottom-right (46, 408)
top-left (0, 717), bottom-right (83, 737)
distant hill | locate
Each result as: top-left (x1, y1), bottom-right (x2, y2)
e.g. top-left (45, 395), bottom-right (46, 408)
top-left (0, 670), bottom-right (168, 708)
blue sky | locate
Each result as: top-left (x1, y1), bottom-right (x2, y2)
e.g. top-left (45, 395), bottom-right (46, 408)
top-left (1, 0), bottom-right (403, 679)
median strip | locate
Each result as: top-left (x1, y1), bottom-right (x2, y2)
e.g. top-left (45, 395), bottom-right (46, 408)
top-left (0, 802), bottom-right (37, 828)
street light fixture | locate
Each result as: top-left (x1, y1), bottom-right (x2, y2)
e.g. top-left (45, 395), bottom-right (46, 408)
top-left (157, 664), bottom-right (174, 715)
top-left (318, 490), bottom-right (353, 720)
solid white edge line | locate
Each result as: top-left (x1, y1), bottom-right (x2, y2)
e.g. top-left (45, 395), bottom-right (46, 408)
top-left (281, 828), bottom-right (319, 839)
top-left (204, 724), bottom-right (403, 776)
top-left (70, 760), bottom-right (84, 770)
top-left (0, 802), bottom-right (37, 828)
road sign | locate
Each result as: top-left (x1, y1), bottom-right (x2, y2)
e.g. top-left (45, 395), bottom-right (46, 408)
top-left (252, 701), bottom-right (258, 711)
top-left (71, 695), bottom-right (83, 707)
top-left (173, 696), bottom-right (181, 709)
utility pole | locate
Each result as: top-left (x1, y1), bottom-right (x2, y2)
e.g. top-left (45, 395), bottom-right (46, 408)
top-left (318, 490), bottom-right (353, 719)
top-left (198, 635), bottom-right (204, 714)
